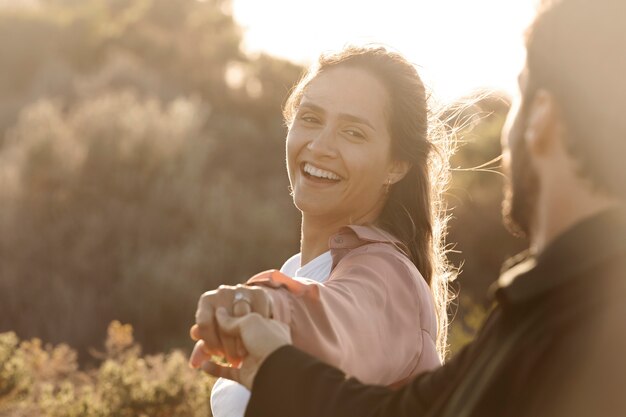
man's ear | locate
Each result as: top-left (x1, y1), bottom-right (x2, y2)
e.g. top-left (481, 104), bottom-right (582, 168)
top-left (388, 160), bottom-right (411, 185)
top-left (524, 89), bottom-right (561, 156)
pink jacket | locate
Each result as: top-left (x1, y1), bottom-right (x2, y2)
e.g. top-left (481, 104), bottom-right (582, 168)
top-left (247, 225), bottom-right (441, 385)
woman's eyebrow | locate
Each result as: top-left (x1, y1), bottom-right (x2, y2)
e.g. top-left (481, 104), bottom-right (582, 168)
top-left (298, 102), bottom-right (325, 114)
top-left (338, 112), bottom-right (375, 131)
top-left (299, 102), bottom-right (375, 131)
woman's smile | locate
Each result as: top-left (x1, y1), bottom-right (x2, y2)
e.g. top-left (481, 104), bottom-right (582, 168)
top-left (300, 162), bottom-right (343, 184)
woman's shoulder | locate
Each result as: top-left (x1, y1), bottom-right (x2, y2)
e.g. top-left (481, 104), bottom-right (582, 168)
top-left (330, 225), bottom-right (421, 279)
top-left (329, 224), bottom-right (412, 265)
top-left (330, 227), bottom-right (436, 330)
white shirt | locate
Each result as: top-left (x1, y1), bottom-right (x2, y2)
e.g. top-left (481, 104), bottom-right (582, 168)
top-left (210, 251), bottom-right (333, 417)
top-left (279, 251), bottom-right (333, 283)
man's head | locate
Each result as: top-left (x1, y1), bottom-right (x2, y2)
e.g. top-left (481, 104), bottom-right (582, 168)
top-left (502, 0), bottom-right (626, 239)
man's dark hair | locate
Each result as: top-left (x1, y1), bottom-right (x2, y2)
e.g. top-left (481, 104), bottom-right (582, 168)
top-left (525, 0), bottom-right (626, 199)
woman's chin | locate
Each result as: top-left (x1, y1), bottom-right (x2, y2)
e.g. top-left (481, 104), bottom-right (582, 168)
top-left (293, 197), bottom-right (337, 219)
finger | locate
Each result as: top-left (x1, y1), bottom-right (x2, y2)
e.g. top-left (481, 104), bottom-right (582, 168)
top-left (232, 299), bottom-right (251, 357)
top-left (195, 294), bottom-right (223, 353)
top-left (190, 324), bottom-right (201, 341)
top-left (196, 292), bottom-right (216, 326)
top-left (235, 337), bottom-right (248, 358)
top-left (189, 340), bottom-right (213, 368)
top-left (215, 307), bottom-right (239, 334)
top-left (212, 307), bottom-right (241, 365)
top-left (232, 299), bottom-right (252, 316)
top-left (254, 288), bottom-right (273, 319)
top-left (194, 322), bottom-right (222, 355)
top-left (217, 309), bottom-right (246, 360)
top-left (201, 360), bottom-right (241, 383)
top-left (238, 286), bottom-right (271, 318)
top-left (216, 307), bottom-right (260, 337)
top-left (220, 332), bottom-right (241, 365)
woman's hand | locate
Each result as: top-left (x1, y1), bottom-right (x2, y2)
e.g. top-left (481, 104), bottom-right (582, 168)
top-left (189, 284), bottom-right (272, 367)
top-left (201, 308), bottom-right (292, 390)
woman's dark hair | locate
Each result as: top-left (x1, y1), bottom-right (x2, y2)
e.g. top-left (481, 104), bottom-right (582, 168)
top-left (283, 45), bottom-right (455, 358)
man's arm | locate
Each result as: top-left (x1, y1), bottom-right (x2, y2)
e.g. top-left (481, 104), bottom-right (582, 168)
top-left (199, 308), bottom-right (467, 417)
top-left (246, 345), bottom-right (429, 417)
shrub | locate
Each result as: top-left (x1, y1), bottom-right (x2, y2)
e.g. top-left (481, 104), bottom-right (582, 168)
top-left (0, 322), bottom-right (214, 417)
top-left (0, 91), bottom-right (298, 358)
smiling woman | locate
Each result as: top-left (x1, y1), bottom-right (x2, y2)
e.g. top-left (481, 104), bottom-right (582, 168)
top-left (286, 66), bottom-right (408, 242)
top-left (188, 45), bottom-right (455, 417)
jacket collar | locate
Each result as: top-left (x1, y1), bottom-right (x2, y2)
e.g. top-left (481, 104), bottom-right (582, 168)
top-left (328, 225), bottom-right (409, 268)
top-left (495, 207), bottom-right (626, 306)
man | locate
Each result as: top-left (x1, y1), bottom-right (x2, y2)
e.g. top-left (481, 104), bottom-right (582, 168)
top-left (194, 0), bottom-right (626, 415)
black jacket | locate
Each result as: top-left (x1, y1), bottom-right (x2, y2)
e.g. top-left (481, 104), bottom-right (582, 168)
top-left (245, 208), bottom-right (626, 417)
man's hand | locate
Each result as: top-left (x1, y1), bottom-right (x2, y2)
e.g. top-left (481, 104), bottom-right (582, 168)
top-left (200, 307), bottom-right (292, 390)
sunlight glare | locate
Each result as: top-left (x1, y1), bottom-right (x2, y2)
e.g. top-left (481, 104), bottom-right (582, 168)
top-left (232, 0), bottom-right (536, 103)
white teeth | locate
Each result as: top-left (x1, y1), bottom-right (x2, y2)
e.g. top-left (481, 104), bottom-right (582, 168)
top-left (303, 163), bottom-right (341, 180)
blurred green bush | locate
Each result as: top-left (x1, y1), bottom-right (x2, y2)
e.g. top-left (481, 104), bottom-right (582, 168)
top-left (0, 322), bottom-right (214, 417)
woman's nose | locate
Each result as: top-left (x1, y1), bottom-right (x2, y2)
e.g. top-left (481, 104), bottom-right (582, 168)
top-left (306, 126), bottom-right (337, 157)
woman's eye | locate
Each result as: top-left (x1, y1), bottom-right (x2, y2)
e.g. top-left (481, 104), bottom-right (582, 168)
top-left (300, 114), bottom-right (320, 124)
top-left (345, 129), bottom-right (366, 139)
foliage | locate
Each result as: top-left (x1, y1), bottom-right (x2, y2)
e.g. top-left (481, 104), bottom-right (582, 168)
top-left (0, 322), bottom-right (214, 417)
top-left (0, 0), bottom-right (303, 358)
top-left (447, 296), bottom-right (489, 357)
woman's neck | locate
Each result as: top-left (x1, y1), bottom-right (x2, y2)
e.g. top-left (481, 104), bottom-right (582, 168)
top-left (299, 216), bottom-right (345, 266)
top-left (299, 208), bottom-right (382, 265)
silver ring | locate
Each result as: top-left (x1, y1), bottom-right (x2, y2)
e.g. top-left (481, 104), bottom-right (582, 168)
top-left (233, 291), bottom-right (251, 305)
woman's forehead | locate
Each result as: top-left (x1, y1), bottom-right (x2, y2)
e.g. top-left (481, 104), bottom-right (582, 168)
top-left (301, 66), bottom-right (389, 126)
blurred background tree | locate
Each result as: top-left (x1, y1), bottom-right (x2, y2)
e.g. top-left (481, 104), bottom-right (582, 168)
top-left (0, 0), bottom-right (303, 359)
top-left (0, 0), bottom-right (526, 363)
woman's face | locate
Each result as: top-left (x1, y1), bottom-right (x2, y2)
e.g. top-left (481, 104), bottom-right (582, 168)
top-left (286, 66), bottom-right (402, 224)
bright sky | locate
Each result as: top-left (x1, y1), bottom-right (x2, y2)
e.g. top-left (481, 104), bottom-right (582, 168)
top-left (231, 0), bottom-right (538, 103)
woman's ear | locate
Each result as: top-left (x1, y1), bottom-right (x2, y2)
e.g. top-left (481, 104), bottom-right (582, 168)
top-left (388, 160), bottom-right (411, 185)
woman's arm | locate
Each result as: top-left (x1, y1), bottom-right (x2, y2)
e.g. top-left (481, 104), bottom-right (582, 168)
top-left (248, 247), bottom-right (439, 385)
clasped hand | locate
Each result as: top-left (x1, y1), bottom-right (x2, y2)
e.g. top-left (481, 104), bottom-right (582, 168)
top-left (188, 284), bottom-right (291, 389)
